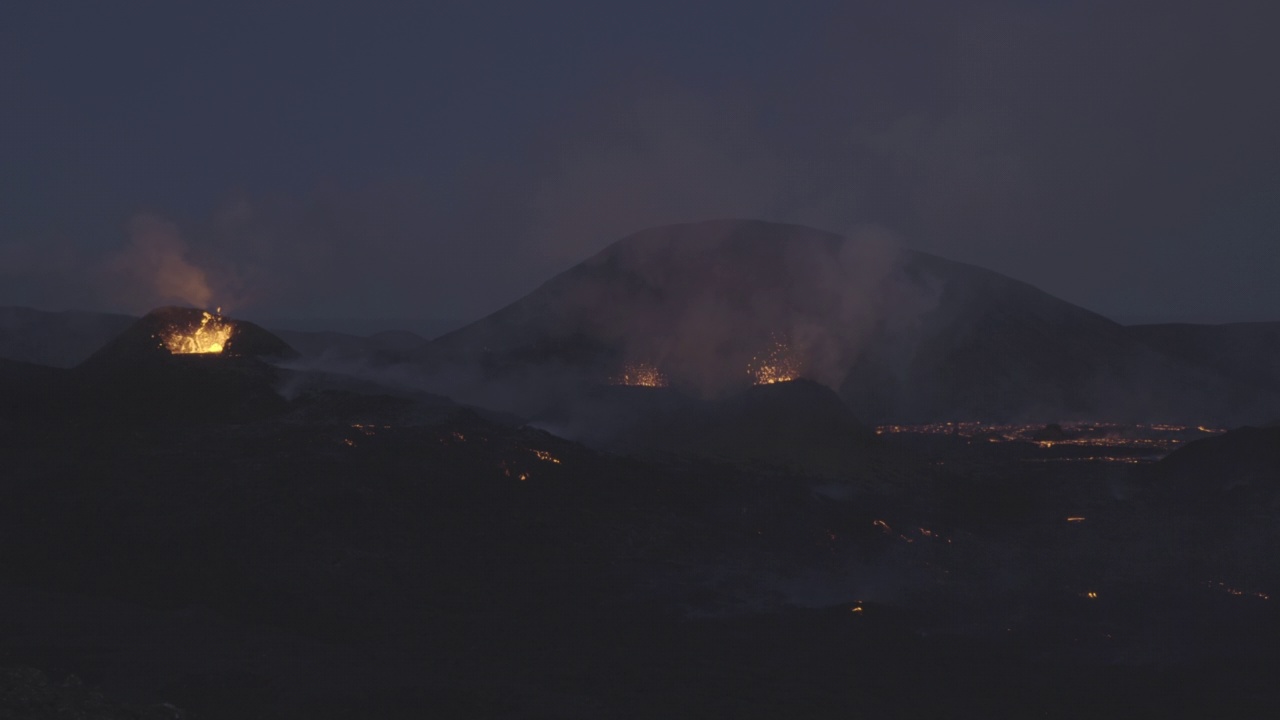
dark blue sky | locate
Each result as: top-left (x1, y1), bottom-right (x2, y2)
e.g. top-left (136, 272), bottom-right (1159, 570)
top-left (2, 0), bottom-right (1278, 333)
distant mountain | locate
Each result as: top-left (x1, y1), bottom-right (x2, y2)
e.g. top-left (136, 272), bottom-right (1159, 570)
top-left (411, 219), bottom-right (1273, 424)
top-left (0, 306), bottom-right (134, 367)
top-left (1127, 322), bottom-right (1280, 420)
top-left (274, 328), bottom-right (427, 360)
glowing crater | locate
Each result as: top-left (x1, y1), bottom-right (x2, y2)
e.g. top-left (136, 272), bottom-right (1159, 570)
top-left (162, 310), bottom-right (234, 355)
top-left (612, 362), bottom-right (669, 388)
top-left (748, 339), bottom-right (799, 385)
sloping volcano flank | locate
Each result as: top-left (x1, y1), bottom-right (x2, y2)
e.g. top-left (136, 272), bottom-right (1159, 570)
top-left (417, 219), bottom-right (932, 411)
top-left (426, 220), bottom-right (911, 387)
top-left (70, 307), bottom-right (297, 424)
top-left (415, 219), bottom-right (1232, 422)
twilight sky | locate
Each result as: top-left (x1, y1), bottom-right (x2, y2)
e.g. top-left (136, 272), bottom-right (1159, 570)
top-left (2, 0), bottom-right (1278, 334)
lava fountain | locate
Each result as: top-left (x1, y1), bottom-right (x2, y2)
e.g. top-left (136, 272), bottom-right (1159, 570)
top-left (161, 309), bottom-right (234, 354)
top-left (612, 362), bottom-right (669, 388)
top-left (748, 339), bottom-right (799, 385)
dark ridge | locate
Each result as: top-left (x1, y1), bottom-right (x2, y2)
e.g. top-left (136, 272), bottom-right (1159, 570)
top-left (273, 328), bottom-right (428, 360)
top-left (1149, 426), bottom-right (1280, 508)
top-left (1127, 321), bottom-right (1280, 416)
top-left (0, 306), bottom-right (136, 367)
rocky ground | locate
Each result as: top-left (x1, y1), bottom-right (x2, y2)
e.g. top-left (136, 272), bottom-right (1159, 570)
top-left (2, 358), bottom-right (1279, 717)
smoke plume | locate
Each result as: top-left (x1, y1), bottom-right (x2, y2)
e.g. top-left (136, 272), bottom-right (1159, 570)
top-left (101, 213), bottom-right (213, 311)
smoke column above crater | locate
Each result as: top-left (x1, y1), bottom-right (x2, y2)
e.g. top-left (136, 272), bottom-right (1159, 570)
top-left (101, 213), bottom-right (213, 312)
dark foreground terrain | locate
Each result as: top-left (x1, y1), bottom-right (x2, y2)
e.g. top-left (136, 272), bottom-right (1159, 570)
top-left (2, 350), bottom-right (1280, 718)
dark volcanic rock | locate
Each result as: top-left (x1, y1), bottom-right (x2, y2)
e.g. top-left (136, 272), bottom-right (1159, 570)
top-left (695, 378), bottom-right (877, 469)
top-left (0, 359), bottom-right (76, 439)
top-left (1150, 426), bottom-right (1280, 507)
top-left (0, 356), bottom-right (66, 389)
top-left (537, 378), bottom-right (877, 478)
top-left (0, 667), bottom-right (180, 720)
top-left (6, 350), bottom-right (1280, 716)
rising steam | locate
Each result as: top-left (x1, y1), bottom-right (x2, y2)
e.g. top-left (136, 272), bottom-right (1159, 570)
top-left (413, 219), bottom-right (943, 415)
top-left (576, 221), bottom-right (940, 396)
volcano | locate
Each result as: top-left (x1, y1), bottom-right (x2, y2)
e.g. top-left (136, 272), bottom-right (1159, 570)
top-left (50, 307), bottom-right (299, 425)
top-left (410, 219), bottom-right (1261, 423)
top-left (4, 229), bottom-right (1280, 718)
top-left (81, 306), bottom-right (296, 367)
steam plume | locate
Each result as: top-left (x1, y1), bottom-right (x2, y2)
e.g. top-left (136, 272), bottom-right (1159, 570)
top-left (102, 213), bottom-right (213, 311)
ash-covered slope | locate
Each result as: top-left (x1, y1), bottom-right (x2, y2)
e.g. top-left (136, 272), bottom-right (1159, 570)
top-left (413, 219), bottom-right (1240, 423)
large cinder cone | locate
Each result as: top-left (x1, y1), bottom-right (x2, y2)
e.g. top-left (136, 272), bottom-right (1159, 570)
top-left (70, 307), bottom-right (297, 425)
top-left (80, 306), bottom-right (296, 368)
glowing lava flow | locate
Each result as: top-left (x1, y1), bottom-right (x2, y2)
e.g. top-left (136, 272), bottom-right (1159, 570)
top-left (531, 449), bottom-right (561, 464)
top-left (163, 310), bottom-right (234, 354)
top-left (748, 339), bottom-right (799, 385)
top-left (613, 363), bottom-right (669, 387)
